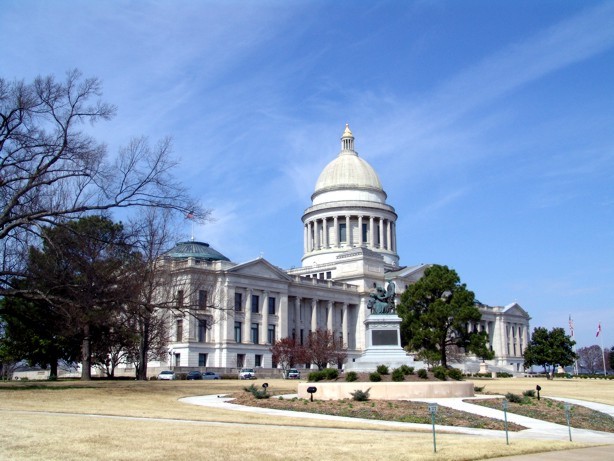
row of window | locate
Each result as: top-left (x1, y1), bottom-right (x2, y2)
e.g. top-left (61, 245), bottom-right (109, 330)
top-left (233, 322), bottom-right (276, 344)
top-left (175, 318), bottom-right (208, 342)
top-left (176, 289), bottom-right (209, 309)
top-left (234, 292), bottom-right (276, 314)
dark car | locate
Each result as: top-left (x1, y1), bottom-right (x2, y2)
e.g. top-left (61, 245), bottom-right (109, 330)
top-left (186, 371), bottom-right (203, 380)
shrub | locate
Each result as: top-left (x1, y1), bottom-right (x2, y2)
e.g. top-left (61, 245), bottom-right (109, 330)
top-left (497, 372), bottom-right (513, 378)
top-left (391, 368), bottom-right (405, 382)
top-left (399, 365), bottom-right (414, 375)
top-left (308, 371), bottom-right (326, 382)
top-left (323, 368), bottom-right (339, 380)
top-left (345, 371), bottom-right (358, 382)
top-left (505, 392), bottom-right (523, 403)
top-left (376, 364), bottom-right (389, 375)
top-left (446, 368), bottom-right (463, 381)
top-left (244, 383), bottom-right (269, 399)
top-left (417, 369), bottom-right (428, 379)
top-left (474, 385), bottom-right (485, 392)
top-left (369, 372), bottom-right (382, 382)
top-left (522, 389), bottom-right (536, 398)
top-left (351, 388), bottom-right (371, 401)
top-left (432, 366), bottom-right (447, 381)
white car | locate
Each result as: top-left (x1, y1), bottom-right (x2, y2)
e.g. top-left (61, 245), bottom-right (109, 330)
top-left (157, 370), bottom-right (176, 380)
top-left (238, 368), bottom-right (256, 379)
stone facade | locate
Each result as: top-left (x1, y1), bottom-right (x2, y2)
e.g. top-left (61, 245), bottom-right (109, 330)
top-left (153, 126), bottom-right (530, 374)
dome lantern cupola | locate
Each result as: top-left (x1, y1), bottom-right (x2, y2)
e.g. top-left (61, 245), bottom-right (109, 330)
top-left (341, 123), bottom-right (355, 152)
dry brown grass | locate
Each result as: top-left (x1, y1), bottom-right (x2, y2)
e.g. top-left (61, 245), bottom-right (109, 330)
top-left (0, 377), bottom-right (605, 461)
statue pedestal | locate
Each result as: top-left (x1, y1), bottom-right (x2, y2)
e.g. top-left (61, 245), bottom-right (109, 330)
top-left (479, 362), bottom-right (489, 374)
top-left (346, 315), bottom-right (412, 372)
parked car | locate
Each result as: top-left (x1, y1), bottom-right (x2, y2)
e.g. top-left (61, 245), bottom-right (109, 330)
top-left (157, 370), bottom-right (176, 380)
top-left (186, 371), bottom-right (203, 380)
top-left (286, 368), bottom-right (300, 379)
top-left (238, 368), bottom-right (256, 379)
top-left (202, 371), bottom-right (221, 380)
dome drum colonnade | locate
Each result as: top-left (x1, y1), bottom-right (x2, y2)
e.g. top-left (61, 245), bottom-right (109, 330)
top-left (301, 125), bottom-right (400, 267)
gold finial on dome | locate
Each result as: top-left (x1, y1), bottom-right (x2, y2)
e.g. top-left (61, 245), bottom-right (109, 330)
top-left (341, 123), bottom-right (355, 152)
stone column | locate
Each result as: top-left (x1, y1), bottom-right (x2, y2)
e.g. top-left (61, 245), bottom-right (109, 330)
top-left (303, 224), bottom-right (308, 254)
top-left (357, 215), bottom-right (363, 246)
top-left (314, 219), bottom-right (320, 251)
top-left (333, 216), bottom-right (339, 248)
top-left (244, 289), bottom-right (252, 344)
top-left (327, 300), bottom-right (334, 331)
top-left (386, 220), bottom-right (392, 251)
top-left (311, 299), bottom-right (318, 332)
top-left (279, 293), bottom-right (288, 339)
top-left (342, 303), bottom-right (348, 347)
top-left (294, 297), bottom-right (301, 333)
top-left (369, 216), bottom-right (375, 249)
top-left (261, 291), bottom-right (269, 344)
top-left (345, 215), bottom-right (351, 246)
top-left (223, 285), bottom-right (235, 343)
top-left (391, 221), bottom-right (397, 252)
top-left (322, 217), bottom-right (328, 248)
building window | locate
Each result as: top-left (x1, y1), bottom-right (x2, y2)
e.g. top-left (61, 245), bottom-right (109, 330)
top-left (234, 322), bottom-right (242, 343)
top-left (174, 353), bottom-right (180, 367)
top-left (268, 324), bottom-right (275, 344)
top-left (268, 297), bottom-right (276, 315)
top-left (237, 354), bottom-right (245, 368)
top-left (362, 223), bottom-right (368, 242)
top-left (300, 328), bottom-right (304, 346)
top-left (326, 271), bottom-right (332, 279)
top-left (198, 290), bottom-right (207, 309)
top-left (319, 273), bottom-right (324, 279)
top-left (198, 318), bottom-right (207, 342)
top-left (251, 295), bottom-right (260, 313)
top-left (234, 292), bottom-right (243, 312)
top-left (175, 318), bottom-right (183, 342)
top-left (198, 353), bottom-right (207, 367)
top-left (339, 223), bottom-right (347, 243)
top-left (255, 354), bottom-right (262, 367)
top-left (251, 323), bottom-right (259, 344)
top-left (176, 290), bottom-right (184, 308)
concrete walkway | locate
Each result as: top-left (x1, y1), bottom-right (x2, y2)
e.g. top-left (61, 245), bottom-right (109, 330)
top-left (181, 394), bottom-right (614, 460)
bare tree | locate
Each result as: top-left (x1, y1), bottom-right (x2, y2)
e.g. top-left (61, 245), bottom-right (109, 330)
top-left (270, 337), bottom-right (309, 377)
top-left (577, 345), bottom-right (604, 374)
top-left (306, 329), bottom-right (347, 370)
top-left (0, 70), bottom-right (208, 294)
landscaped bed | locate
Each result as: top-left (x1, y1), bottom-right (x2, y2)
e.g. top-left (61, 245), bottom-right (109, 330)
top-left (468, 395), bottom-right (614, 433)
top-left (231, 391), bottom-right (526, 431)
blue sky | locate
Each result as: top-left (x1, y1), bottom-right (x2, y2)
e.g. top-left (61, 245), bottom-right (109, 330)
top-left (2, 0), bottom-right (612, 349)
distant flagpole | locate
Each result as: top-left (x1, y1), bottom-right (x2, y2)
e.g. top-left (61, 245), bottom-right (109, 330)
top-left (186, 211), bottom-right (195, 241)
top-left (569, 315), bottom-right (578, 375)
top-left (597, 321), bottom-right (606, 375)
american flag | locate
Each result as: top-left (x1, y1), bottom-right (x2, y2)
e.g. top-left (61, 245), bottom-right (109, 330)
top-left (186, 210), bottom-right (194, 219)
top-left (596, 322), bottom-right (601, 337)
top-left (568, 315), bottom-right (574, 337)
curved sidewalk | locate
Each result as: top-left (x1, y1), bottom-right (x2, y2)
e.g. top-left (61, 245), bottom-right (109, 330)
top-left (181, 394), bottom-right (614, 444)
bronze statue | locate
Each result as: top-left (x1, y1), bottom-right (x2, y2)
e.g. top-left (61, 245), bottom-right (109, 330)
top-left (367, 281), bottom-right (396, 314)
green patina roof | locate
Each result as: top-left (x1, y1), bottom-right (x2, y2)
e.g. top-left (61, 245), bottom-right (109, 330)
top-left (164, 241), bottom-right (230, 262)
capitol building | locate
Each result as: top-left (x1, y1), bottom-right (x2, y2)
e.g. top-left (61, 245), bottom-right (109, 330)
top-left (156, 126), bottom-right (530, 374)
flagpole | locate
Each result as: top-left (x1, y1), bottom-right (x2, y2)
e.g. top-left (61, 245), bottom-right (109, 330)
top-left (569, 315), bottom-right (578, 375)
top-left (599, 322), bottom-right (606, 376)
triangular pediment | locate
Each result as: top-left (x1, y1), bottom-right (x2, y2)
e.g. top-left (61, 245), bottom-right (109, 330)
top-left (227, 258), bottom-right (292, 281)
top-left (502, 302), bottom-right (531, 319)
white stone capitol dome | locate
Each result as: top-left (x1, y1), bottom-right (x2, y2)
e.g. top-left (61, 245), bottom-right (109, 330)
top-left (312, 124), bottom-right (387, 206)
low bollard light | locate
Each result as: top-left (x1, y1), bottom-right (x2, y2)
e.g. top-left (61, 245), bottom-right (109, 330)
top-left (262, 383), bottom-right (268, 395)
top-left (307, 386), bottom-right (317, 402)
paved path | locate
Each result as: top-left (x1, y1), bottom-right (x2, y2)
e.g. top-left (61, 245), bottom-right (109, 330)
top-left (181, 393), bottom-right (614, 461)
